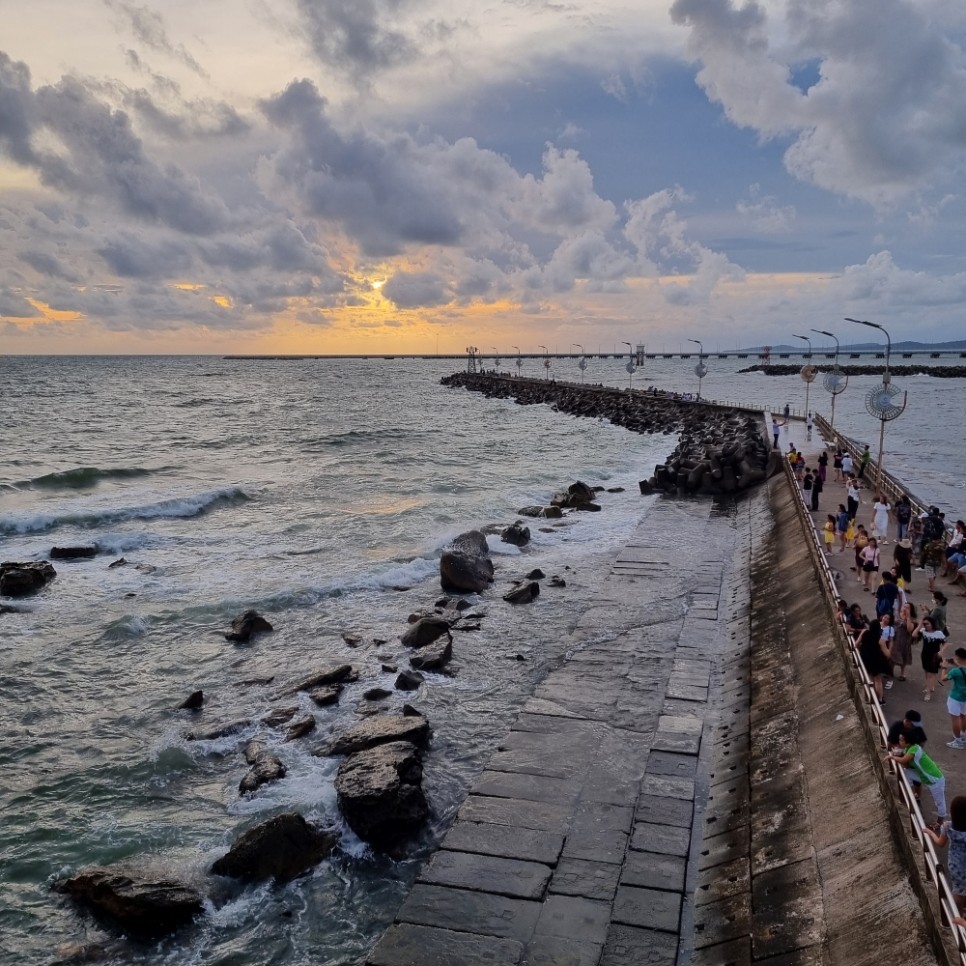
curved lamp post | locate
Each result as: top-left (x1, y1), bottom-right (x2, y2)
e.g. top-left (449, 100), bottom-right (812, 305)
top-left (490, 346), bottom-right (501, 370)
top-left (792, 334), bottom-right (815, 418)
top-left (621, 341), bottom-right (635, 389)
top-left (538, 344), bottom-right (550, 380)
top-left (812, 328), bottom-right (848, 430)
top-left (845, 317), bottom-right (907, 485)
top-left (688, 339), bottom-right (706, 399)
top-left (572, 344), bottom-right (586, 383)
top-left (512, 345), bottom-right (522, 375)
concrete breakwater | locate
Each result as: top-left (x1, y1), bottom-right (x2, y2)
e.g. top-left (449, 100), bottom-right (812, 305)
top-left (441, 373), bottom-right (774, 497)
top-left (740, 363), bottom-right (966, 377)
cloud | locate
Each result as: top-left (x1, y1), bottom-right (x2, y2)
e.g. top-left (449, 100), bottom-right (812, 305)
top-left (670, 0), bottom-right (966, 208)
top-left (104, 0), bottom-right (209, 79)
top-left (382, 270), bottom-right (451, 307)
top-left (736, 183), bottom-right (796, 233)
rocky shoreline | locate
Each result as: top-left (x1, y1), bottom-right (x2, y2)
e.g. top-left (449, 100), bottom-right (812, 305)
top-left (739, 362), bottom-right (966, 377)
top-left (441, 372), bottom-right (777, 497)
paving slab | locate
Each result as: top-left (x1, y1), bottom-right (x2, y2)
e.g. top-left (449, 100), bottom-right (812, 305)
top-left (367, 922), bottom-right (523, 966)
top-left (533, 893), bottom-right (612, 943)
top-left (458, 795), bottom-right (571, 833)
top-left (560, 826), bottom-right (629, 865)
top-left (612, 884), bottom-right (681, 933)
top-left (599, 923), bottom-right (678, 966)
top-left (396, 883), bottom-right (541, 943)
top-left (472, 770), bottom-right (583, 804)
top-left (442, 821), bottom-right (565, 865)
top-left (640, 774), bottom-right (695, 800)
top-left (522, 936), bottom-right (605, 966)
top-left (651, 730), bottom-right (702, 755)
top-left (645, 750), bottom-right (699, 779)
top-left (418, 850), bottom-right (551, 900)
top-left (548, 856), bottom-right (622, 901)
top-left (635, 793), bottom-right (694, 828)
top-left (629, 821), bottom-right (690, 857)
top-left (620, 850), bottom-right (686, 892)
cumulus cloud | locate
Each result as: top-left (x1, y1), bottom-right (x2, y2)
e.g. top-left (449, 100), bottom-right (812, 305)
top-left (670, 0), bottom-right (966, 208)
top-left (736, 184), bottom-right (796, 233)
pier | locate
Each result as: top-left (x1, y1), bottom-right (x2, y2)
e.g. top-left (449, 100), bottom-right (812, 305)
top-left (366, 377), bottom-right (962, 965)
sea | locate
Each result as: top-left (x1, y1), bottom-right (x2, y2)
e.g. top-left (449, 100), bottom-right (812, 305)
top-left (0, 353), bottom-right (962, 966)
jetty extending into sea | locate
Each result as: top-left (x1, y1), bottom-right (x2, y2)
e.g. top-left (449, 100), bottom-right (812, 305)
top-left (367, 375), bottom-right (963, 966)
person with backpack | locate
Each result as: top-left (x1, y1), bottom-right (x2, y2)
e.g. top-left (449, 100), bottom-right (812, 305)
top-left (894, 495), bottom-right (912, 541)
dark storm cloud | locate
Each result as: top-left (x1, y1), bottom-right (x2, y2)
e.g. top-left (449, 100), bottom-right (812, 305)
top-left (97, 234), bottom-right (194, 278)
top-left (104, 0), bottom-right (209, 79)
top-left (294, 0), bottom-right (418, 85)
top-left (20, 250), bottom-right (82, 282)
top-left (0, 53), bottom-right (37, 165)
top-left (0, 286), bottom-right (35, 317)
top-left (124, 88), bottom-right (250, 141)
top-left (381, 271), bottom-right (451, 307)
top-left (261, 79), bottom-right (461, 255)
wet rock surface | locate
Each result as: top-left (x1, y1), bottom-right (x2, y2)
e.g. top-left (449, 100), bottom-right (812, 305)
top-left (239, 751), bottom-right (286, 793)
top-left (440, 529), bottom-right (494, 593)
top-left (50, 546), bottom-right (98, 560)
top-left (225, 609), bottom-right (273, 643)
top-left (326, 713), bottom-right (431, 756)
top-left (1, 560), bottom-right (57, 597)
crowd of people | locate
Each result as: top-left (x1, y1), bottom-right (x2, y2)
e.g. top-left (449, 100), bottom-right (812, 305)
top-left (789, 425), bottom-right (966, 914)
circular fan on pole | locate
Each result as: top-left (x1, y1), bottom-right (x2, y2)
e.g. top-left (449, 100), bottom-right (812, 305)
top-left (578, 357), bottom-right (587, 371)
top-left (865, 383), bottom-right (905, 421)
top-left (694, 362), bottom-right (708, 378)
top-left (823, 367), bottom-right (847, 395)
top-left (543, 358), bottom-right (551, 369)
top-left (625, 361), bottom-right (635, 375)
top-left (800, 365), bottom-right (817, 383)
top-left (515, 357), bottom-right (522, 369)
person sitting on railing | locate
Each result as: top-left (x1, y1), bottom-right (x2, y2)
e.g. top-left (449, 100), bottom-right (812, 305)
top-left (941, 521), bottom-right (966, 577)
top-left (884, 733), bottom-right (948, 832)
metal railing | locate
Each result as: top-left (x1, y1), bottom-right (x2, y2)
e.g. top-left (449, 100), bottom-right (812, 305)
top-left (782, 456), bottom-right (966, 958)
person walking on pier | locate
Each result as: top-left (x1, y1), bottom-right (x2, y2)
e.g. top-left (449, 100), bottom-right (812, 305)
top-left (810, 471), bottom-right (823, 512)
top-left (917, 615), bottom-right (948, 701)
top-left (857, 611), bottom-right (891, 704)
top-left (861, 537), bottom-right (881, 592)
top-left (805, 412), bottom-right (813, 441)
top-left (847, 477), bottom-right (861, 522)
top-left (942, 649), bottom-right (966, 749)
top-left (858, 444), bottom-right (871, 480)
top-left (842, 451), bottom-right (854, 477)
top-left (833, 449), bottom-right (844, 482)
top-left (895, 495), bottom-right (912, 542)
top-left (837, 505), bottom-right (851, 553)
top-left (872, 495), bottom-right (891, 544)
top-left (890, 602), bottom-right (917, 682)
top-left (894, 538), bottom-right (914, 588)
top-left (772, 417), bottom-right (780, 448)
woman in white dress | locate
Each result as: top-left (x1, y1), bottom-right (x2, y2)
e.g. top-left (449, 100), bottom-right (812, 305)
top-left (872, 495), bottom-right (891, 544)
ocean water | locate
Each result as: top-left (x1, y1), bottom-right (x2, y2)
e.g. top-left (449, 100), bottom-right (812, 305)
top-left (1, 353), bottom-right (962, 965)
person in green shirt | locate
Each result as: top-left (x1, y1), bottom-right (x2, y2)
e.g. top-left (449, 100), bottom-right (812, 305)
top-left (885, 733), bottom-right (948, 829)
top-left (858, 444), bottom-right (871, 480)
top-left (943, 648), bottom-right (966, 749)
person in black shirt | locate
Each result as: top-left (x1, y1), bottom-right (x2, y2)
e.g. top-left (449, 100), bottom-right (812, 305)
top-left (888, 710), bottom-right (927, 749)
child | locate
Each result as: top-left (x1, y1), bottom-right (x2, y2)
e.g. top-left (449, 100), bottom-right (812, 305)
top-left (924, 796), bottom-right (966, 914)
top-left (884, 733), bottom-right (948, 829)
top-left (824, 515), bottom-right (836, 554)
top-left (837, 504), bottom-right (851, 553)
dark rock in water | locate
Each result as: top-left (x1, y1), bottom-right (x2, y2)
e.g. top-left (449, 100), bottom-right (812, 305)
top-left (50, 546), bottom-right (97, 560)
top-left (225, 609), bottom-right (273, 643)
top-left (401, 615), bottom-right (452, 649)
top-left (402, 704), bottom-right (422, 717)
top-left (262, 706), bottom-right (297, 727)
top-left (571, 501), bottom-right (601, 512)
top-left (179, 690), bottom-right (204, 711)
top-left (185, 719), bottom-right (251, 741)
top-left (326, 713), bottom-right (430, 756)
top-left (381, 663), bottom-right (398, 673)
top-left (335, 741), bottom-right (428, 851)
top-left (364, 687), bottom-right (393, 701)
top-left (341, 633), bottom-right (362, 648)
top-left (284, 716), bottom-right (316, 741)
top-left (549, 576), bottom-right (567, 588)
top-left (51, 941), bottom-right (111, 964)
top-left (501, 522), bottom-right (530, 546)
top-left (439, 551), bottom-right (493, 594)
top-left (568, 480), bottom-right (596, 504)
top-left (395, 670), bottom-right (424, 691)
top-left (526, 569), bottom-right (546, 580)
top-left (606, 486), bottom-right (625, 493)
top-left (639, 478), bottom-right (655, 495)
top-left (288, 664), bottom-right (357, 694)
top-left (309, 685), bottom-right (343, 706)
top-left (409, 638), bottom-right (452, 672)
top-left (53, 866), bottom-right (203, 936)
top-left (123, 593), bottom-right (136, 598)
top-left (516, 505), bottom-right (545, 518)
top-left (451, 530), bottom-right (489, 557)
top-left (134, 563), bottom-right (156, 575)
top-left (108, 557), bottom-right (128, 568)
top-left (239, 752), bottom-right (286, 793)
top-left (211, 813), bottom-right (336, 883)
top-left (0, 561), bottom-right (56, 597)
top-left (242, 740), bottom-right (264, 765)
top-left (503, 581), bottom-right (540, 604)
top-left (0, 604), bottom-right (19, 615)
top-left (542, 505), bottom-right (563, 518)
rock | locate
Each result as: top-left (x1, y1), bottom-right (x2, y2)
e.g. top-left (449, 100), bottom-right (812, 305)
top-left (516, 506), bottom-right (545, 518)
top-left (134, 563), bottom-right (156, 575)
top-left (381, 663), bottom-right (398, 673)
top-left (52, 941), bottom-right (110, 964)
top-left (326, 714), bottom-right (430, 756)
top-left (401, 616), bottom-right (452, 649)
top-left (395, 670), bottom-right (424, 691)
top-left (225, 609), bottom-right (273, 643)
top-left (571, 501), bottom-right (601, 512)
top-left (549, 576), bottom-right (567, 588)
top-left (123, 593), bottom-right (136, 598)
top-left (542, 505), bottom-right (563, 518)
top-left (0, 561), bottom-right (56, 597)
top-left (453, 622), bottom-right (480, 632)
top-left (185, 719), bottom-right (251, 741)
top-left (503, 581), bottom-right (540, 604)
top-left (53, 866), bottom-right (203, 936)
top-left (0, 604), bottom-right (19, 615)
top-left (50, 546), bottom-right (97, 560)
top-left (179, 690), bottom-right (204, 711)
top-left (239, 752), bottom-right (286, 793)
top-left (639, 478), bottom-right (655, 495)
top-left (287, 664), bottom-right (357, 694)
top-left (568, 480), bottom-right (596, 504)
top-left (526, 569), bottom-right (545, 580)
top-left (335, 741), bottom-right (428, 851)
top-left (439, 551), bottom-right (493, 594)
top-left (451, 530), bottom-right (489, 556)
top-left (364, 687), bottom-right (393, 701)
top-left (262, 706), bottom-right (297, 727)
top-left (409, 638), bottom-right (452, 672)
top-left (309, 685), bottom-right (343, 706)
top-left (211, 813), bottom-right (336, 883)
top-left (284, 716), bottom-right (316, 741)
top-left (108, 557), bottom-right (128, 568)
top-left (239, 675), bottom-right (275, 686)
top-left (402, 704), bottom-right (422, 717)
top-left (242, 740), bottom-right (264, 764)
top-left (501, 522), bottom-right (530, 546)
top-left (607, 486), bottom-right (625, 493)
top-left (341, 633), bottom-right (362, 648)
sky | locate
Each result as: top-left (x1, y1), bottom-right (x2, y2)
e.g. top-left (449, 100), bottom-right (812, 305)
top-left (1, 0), bottom-right (966, 355)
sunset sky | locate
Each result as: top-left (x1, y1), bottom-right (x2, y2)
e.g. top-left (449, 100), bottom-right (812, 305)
top-left (2, 0), bottom-right (965, 354)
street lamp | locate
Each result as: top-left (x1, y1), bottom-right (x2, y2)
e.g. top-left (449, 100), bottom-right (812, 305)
top-left (538, 345), bottom-right (550, 380)
top-left (491, 346), bottom-right (501, 370)
top-left (688, 340), bottom-right (706, 399)
top-left (792, 334), bottom-right (815, 419)
top-left (812, 328), bottom-right (848, 430)
top-left (512, 345), bottom-right (522, 375)
top-left (845, 318), bottom-right (907, 485)
top-left (621, 341), bottom-right (635, 389)
top-left (572, 344), bottom-right (586, 383)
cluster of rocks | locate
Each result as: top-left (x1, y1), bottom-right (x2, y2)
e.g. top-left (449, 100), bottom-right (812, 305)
top-left (640, 410), bottom-right (778, 496)
top-left (739, 363), bottom-right (966, 377)
top-left (442, 373), bottom-right (776, 497)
